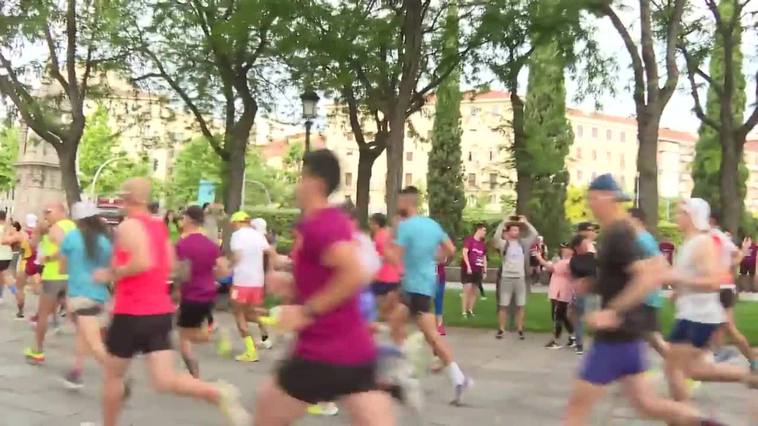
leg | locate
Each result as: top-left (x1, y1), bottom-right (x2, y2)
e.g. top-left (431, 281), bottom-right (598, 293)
top-left (515, 278), bottom-right (527, 332)
top-left (33, 293), bottom-right (56, 352)
top-left (461, 282), bottom-right (471, 315)
top-left (15, 271), bottom-right (26, 315)
top-left (665, 343), bottom-right (695, 402)
top-left (515, 306), bottom-right (525, 333)
top-left (145, 350), bottom-right (219, 402)
top-left (724, 308), bottom-right (754, 363)
top-left (434, 281), bottom-right (445, 328)
top-left (550, 300), bottom-right (560, 339)
top-left (416, 312), bottom-right (454, 365)
top-left (103, 354), bottom-right (132, 426)
top-left (78, 315), bottom-right (109, 365)
top-left (388, 302), bottom-right (410, 346)
top-left (563, 379), bottom-right (607, 426)
top-left (232, 300), bottom-right (257, 360)
top-left (559, 302), bottom-right (574, 336)
top-left (498, 306), bottom-right (509, 332)
top-left (477, 278), bottom-right (485, 298)
top-left (341, 391), bottom-right (396, 426)
top-left (621, 373), bottom-right (701, 424)
top-left (254, 377), bottom-right (308, 426)
top-left (72, 321), bottom-right (88, 372)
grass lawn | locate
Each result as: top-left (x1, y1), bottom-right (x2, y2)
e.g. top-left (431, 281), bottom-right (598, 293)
top-left (442, 289), bottom-right (758, 346)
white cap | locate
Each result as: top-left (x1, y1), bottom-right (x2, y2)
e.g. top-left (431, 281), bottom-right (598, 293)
top-left (71, 201), bottom-right (99, 220)
top-left (25, 213), bottom-right (38, 229)
top-left (681, 198), bottom-right (711, 232)
top-left (252, 218), bottom-right (267, 234)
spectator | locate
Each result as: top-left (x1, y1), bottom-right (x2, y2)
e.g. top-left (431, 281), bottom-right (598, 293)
top-left (534, 242), bottom-right (575, 349)
top-left (568, 231), bottom-right (596, 356)
top-left (529, 236), bottom-right (548, 286)
top-left (461, 223), bottom-right (487, 317)
top-left (739, 236), bottom-right (757, 292)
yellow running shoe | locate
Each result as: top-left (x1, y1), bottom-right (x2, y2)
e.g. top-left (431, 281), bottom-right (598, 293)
top-left (307, 402), bottom-right (339, 416)
top-left (24, 347), bottom-right (45, 365)
top-left (234, 352), bottom-right (259, 363)
top-left (217, 329), bottom-right (232, 358)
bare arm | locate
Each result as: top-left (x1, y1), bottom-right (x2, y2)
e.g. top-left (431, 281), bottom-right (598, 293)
top-left (439, 238), bottom-right (456, 259)
top-left (214, 256), bottom-right (230, 279)
top-left (493, 221), bottom-right (505, 251)
top-left (461, 247), bottom-right (471, 272)
top-left (520, 221), bottom-right (538, 248)
top-left (113, 218), bottom-right (153, 281)
top-left (305, 241), bottom-right (367, 315)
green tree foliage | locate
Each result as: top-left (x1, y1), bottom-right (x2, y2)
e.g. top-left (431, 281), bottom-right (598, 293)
top-left (0, 126), bottom-right (19, 192)
top-left (0, 0), bottom-right (126, 205)
top-left (524, 40), bottom-right (573, 250)
top-left (564, 186), bottom-right (591, 224)
top-left (121, 0), bottom-right (297, 213)
top-left (427, 1), bottom-right (466, 240)
top-left (78, 105), bottom-right (153, 197)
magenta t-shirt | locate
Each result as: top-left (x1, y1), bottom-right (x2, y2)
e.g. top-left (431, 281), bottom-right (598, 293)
top-left (293, 207), bottom-right (376, 365)
top-left (176, 233), bottom-right (220, 302)
top-left (461, 236), bottom-right (487, 273)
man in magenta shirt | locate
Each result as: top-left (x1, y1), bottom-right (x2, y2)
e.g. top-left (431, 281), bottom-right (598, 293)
top-left (254, 150), bottom-right (394, 425)
top-left (461, 223), bottom-right (487, 317)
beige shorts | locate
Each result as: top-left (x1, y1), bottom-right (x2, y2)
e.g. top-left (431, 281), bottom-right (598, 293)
top-left (499, 276), bottom-right (527, 307)
top-left (67, 296), bottom-right (109, 327)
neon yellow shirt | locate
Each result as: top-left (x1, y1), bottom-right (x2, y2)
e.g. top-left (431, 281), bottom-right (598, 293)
top-left (40, 219), bottom-right (76, 280)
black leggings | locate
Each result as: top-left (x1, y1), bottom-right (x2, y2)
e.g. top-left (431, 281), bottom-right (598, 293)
top-left (477, 280), bottom-right (485, 297)
top-left (551, 300), bottom-right (573, 339)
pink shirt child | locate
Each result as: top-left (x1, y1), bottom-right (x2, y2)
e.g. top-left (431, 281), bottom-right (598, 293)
top-left (547, 259), bottom-right (573, 303)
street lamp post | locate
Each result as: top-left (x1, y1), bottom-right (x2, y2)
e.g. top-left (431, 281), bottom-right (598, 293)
top-left (89, 156), bottom-right (128, 200)
top-left (300, 90), bottom-right (320, 153)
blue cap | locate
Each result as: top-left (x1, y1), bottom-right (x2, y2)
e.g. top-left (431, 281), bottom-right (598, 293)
top-left (588, 173), bottom-right (631, 202)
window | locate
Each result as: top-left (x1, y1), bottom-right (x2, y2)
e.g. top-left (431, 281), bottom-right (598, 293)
top-left (489, 151), bottom-right (493, 161)
top-left (577, 170), bottom-right (583, 181)
top-left (606, 129), bottom-right (612, 140)
top-left (405, 173), bottom-right (412, 186)
top-left (577, 125), bottom-right (583, 137)
top-left (620, 132), bottom-right (626, 142)
top-left (592, 150), bottom-right (597, 160)
top-left (489, 173), bottom-right (497, 190)
top-left (592, 127), bottom-right (598, 138)
top-left (406, 152), bottom-right (413, 161)
top-left (152, 159), bottom-right (159, 172)
top-left (468, 152), bottom-right (473, 162)
top-left (576, 147), bottom-right (582, 159)
top-left (620, 154), bottom-right (625, 167)
top-left (345, 173), bottom-right (353, 187)
top-left (606, 151), bottom-right (611, 161)
top-left (468, 173), bottom-right (476, 186)
top-left (620, 175), bottom-right (625, 186)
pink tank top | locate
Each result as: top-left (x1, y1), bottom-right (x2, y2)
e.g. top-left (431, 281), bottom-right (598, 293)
top-left (112, 213), bottom-right (173, 316)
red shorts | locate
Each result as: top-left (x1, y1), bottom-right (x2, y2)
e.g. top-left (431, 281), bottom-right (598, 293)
top-left (230, 286), bottom-right (264, 305)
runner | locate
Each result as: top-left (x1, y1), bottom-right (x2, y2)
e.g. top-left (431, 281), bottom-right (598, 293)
top-left (253, 149), bottom-right (394, 425)
top-left (59, 201), bottom-right (113, 389)
top-left (388, 185), bottom-right (472, 405)
top-left (174, 205), bottom-right (231, 377)
top-left (2, 218), bottom-right (29, 319)
top-left (461, 223), bottom-right (487, 317)
top-left (661, 199), bottom-right (758, 404)
top-left (0, 210), bottom-right (14, 304)
top-left (25, 202), bottom-right (76, 364)
top-left (627, 208), bottom-right (669, 357)
top-left (564, 175), bottom-right (718, 426)
top-left (435, 260), bottom-right (447, 336)
top-left (16, 214), bottom-right (41, 320)
top-left (492, 215), bottom-right (538, 340)
top-left (709, 211), bottom-right (757, 368)
top-left (569, 228), bottom-right (597, 355)
top-left (534, 242), bottom-right (575, 349)
top-left (229, 210), bottom-right (277, 362)
top-left (369, 213), bottom-right (401, 321)
top-left (96, 177), bottom-right (248, 426)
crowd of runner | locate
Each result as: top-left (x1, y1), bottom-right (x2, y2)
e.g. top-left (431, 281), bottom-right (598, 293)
top-left (0, 148), bottom-right (755, 425)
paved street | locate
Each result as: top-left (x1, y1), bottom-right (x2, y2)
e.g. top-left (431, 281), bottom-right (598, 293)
top-left (0, 294), bottom-right (755, 426)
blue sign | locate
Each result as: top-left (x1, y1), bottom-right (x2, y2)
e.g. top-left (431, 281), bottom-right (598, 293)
top-left (197, 180), bottom-right (216, 205)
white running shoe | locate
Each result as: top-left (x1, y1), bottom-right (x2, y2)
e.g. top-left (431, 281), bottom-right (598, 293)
top-left (215, 381), bottom-right (250, 426)
top-left (451, 376), bottom-right (473, 406)
top-left (257, 338), bottom-right (274, 350)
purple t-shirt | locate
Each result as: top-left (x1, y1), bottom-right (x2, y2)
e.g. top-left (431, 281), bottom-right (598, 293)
top-left (293, 207), bottom-right (376, 366)
top-left (176, 233), bottom-right (221, 302)
top-left (462, 236), bottom-right (487, 273)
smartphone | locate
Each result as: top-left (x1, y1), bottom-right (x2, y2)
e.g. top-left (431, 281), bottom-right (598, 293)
top-left (509, 215), bottom-right (520, 221)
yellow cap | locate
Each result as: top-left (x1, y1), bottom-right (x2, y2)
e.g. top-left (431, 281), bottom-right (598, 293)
top-left (230, 211), bottom-right (250, 223)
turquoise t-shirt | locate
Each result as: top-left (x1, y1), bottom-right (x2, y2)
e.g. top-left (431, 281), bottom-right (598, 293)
top-left (636, 230), bottom-right (663, 308)
top-left (60, 230), bottom-right (112, 303)
top-left (396, 216), bottom-right (449, 297)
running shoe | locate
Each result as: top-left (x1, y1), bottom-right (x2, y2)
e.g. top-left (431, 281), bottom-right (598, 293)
top-left (258, 337), bottom-right (274, 350)
top-left (451, 376), bottom-right (473, 406)
top-left (467, 310), bottom-right (475, 317)
top-left (398, 375), bottom-right (424, 412)
top-left (495, 329), bottom-right (504, 340)
top-left (62, 370), bottom-right (84, 390)
top-left (214, 381), bottom-right (250, 426)
top-left (234, 352), bottom-right (259, 363)
top-left (15, 311), bottom-right (25, 320)
top-left (545, 341), bottom-right (562, 349)
top-left (24, 347), bottom-right (45, 365)
top-left (307, 402), bottom-right (339, 416)
top-left (437, 324), bottom-right (446, 336)
top-left (216, 329), bottom-right (232, 358)
top-left (480, 296), bottom-right (487, 301)
top-left (566, 337), bottom-right (576, 348)
top-left (575, 345), bottom-right (584, 355)
top-left (713, 347), bottom-right (737, 363)
top-left (518, 331), bottom-right (525, 340)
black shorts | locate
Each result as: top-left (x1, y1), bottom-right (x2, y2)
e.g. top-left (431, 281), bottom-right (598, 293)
top-left (371, 281), bottom-right (399, 296)
top-left (402, 292), bottom-right (432, 315)
top-left (106, 313), bottom-right (173, 359)
top-left (177, 301), bottom-right (214, 328)
top-left (719, 288), bottom-right (736, 309)
top-left (0, 260), bottom-right (11, 271)
top-left (277, 356), bottom-right (377, 404)
top-left (641, 304), bottom-right (660, 333)
top-left (462, 270), bottom-right (483, 286)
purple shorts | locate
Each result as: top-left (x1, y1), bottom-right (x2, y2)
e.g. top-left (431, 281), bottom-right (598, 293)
top-left (579, 340), bottom-right (647, 385)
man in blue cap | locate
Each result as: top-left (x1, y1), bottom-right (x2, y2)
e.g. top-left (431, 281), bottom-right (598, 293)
top-left (564, 174), bottom-right (720, 426)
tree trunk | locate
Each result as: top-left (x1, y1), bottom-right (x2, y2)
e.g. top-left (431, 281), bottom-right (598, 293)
top-left (57, 143), bottom-right (82, 207)
top-left (720, 132), bottom-right (741, 234)
top-left (510, 90), bottom-right (530, 215)
top-left (636, 111), bottom-right (660, 233)
top-left (385, 112), bottom-right (406, 216)
top-left (356, 147), bottom-right (380, 226)
top-left (224, 137), bottom-right (246, 214)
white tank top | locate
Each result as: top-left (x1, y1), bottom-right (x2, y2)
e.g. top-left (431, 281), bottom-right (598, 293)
top-left (674, 233), bottom-right (725, 324)
top-left (0, 225), bottom-right (13, 261)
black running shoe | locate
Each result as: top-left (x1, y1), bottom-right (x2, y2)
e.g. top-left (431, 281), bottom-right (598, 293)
top-left (545, 341), bottom-right (562, 349)
top-left (518, 331), bottom-right (525, 340)
top-left (495, 329), bottom-right (504, 339)
top-left (575, 345), bottom-right (584, 355)
top-left (567, 337), bottom-right (576, 348)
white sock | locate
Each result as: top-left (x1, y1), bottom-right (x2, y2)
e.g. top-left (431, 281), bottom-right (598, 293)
top-left (446, 362), bottom-right (465, 386)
